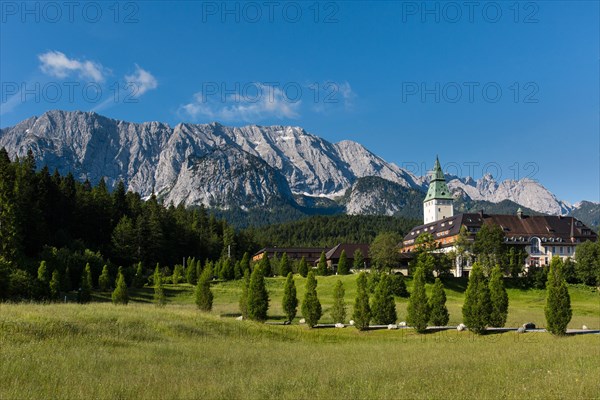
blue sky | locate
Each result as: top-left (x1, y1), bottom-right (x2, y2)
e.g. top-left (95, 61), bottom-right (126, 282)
top-left (1, 1), bottom-right (598, 203)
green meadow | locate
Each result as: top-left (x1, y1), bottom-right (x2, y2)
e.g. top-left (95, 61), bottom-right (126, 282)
top-left (1, 275), bottom-right (599, 399)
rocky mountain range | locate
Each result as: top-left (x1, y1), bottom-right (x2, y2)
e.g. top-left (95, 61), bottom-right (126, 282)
top-left (0, 110), bottom-right (597, 228)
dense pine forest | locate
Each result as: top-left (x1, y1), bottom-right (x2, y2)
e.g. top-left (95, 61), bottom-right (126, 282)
top-left (0, 148), bottom-right (421, 300)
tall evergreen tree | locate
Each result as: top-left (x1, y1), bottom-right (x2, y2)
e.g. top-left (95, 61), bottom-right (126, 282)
top-left (154, 265), bottom-right (166, 307)
top-left (406, 266), bottom-right (430, 333)
top-left (428, 278), bottom-right (449, 326)
top-left (112, 268), bottom-right (129, 305)
top-left (316, 251), bottom-right (328, 276)
top-left (78, 263), bottom-right (93, 303)
top-left (279, 252), bottom-right (291, 277)
top-left (37, 260), bottom-right (50, 298)
top-left (195, 266), bottom-right (213, 311)
top-left (247, 266), bottom-right (269, 321)
top-left (258, 254), bottom-right (272, 277)
top-left (488, 265), bottom-right (508, 327)
top-left (389, 273), bottom-right (409, 297)
top-left (49, 269), bottom-right (61, 301)
top-left (337, 250), bottom-right (349, 275)
top-left (301, 271), bottom-right (322, 327)
top-left (132, 262), bottom-right (145, 288)
top-left (462, 262), bottom-right (491, 334)
top-left (239, 269), bottom-right (250, 318)
top-left (353, 249), bottom-right (365, 270)
top-left (172, 264), bottom-right (183, 285)
top-left (282, 272), bottom-right (298, 322)
top-left (352, 272), bottom-right (371, 330)
top-left (331, 280), bottom-right (347, 323)
top-left (99, 265), bottom-right (111, 291)
top-left (370, 232), bottom-right (402, 271)
top-left (545, 256), bottom-right (572, 335)
top-left (298, 256), bottom-right (308, 277)
top-left (186, 258), bottom-right (197, 284)
top-left (240, 252), bottom-right (251, 276)
top-left (371, 273), bottom-right (397, 325)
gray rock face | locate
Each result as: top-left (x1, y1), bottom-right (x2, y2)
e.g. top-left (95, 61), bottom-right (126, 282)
top-left (0, 110), bottom-right (584, 216)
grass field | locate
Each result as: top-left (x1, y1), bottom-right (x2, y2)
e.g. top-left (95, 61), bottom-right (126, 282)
top-left (1, 275), bottom-right (599, 399)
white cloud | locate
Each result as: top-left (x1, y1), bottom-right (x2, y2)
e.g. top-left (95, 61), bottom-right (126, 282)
top-left (124, 64), bottom-right (158, 97)
top-left (38, 51), bottom-right (105, 82)
top-left (181, 84), bottom-right (300, 122)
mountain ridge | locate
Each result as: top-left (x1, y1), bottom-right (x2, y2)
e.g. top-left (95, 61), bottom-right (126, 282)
top-left (1, 110), bottom-right (594, 227)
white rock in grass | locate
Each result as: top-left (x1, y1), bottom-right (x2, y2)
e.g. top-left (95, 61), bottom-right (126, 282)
top-left (387, 324), bottom-right (398, 330)
top-left (517, 327), bottom-right (525, 333)
top-left (349, 320), bottom-right (355, 326)
top-left (235, 316), bottom-right (243, 321)
top-left (398, 321), bottom-right (407, 327)
top-left (334, 323), bottom-right (345, 328)
top-left (457, 323), bottom-right (466, 331)
top-left (582, 325), bottom-right (588, 330)
top-left (299, 318), bottom-right (306, 324)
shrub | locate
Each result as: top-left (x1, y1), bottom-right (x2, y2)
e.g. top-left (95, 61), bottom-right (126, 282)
top-left (316, 252), bottom-right (328, 276)
top-left (78, 263), bottom-right (92, 303)
top-left (298, 257), bottom-right (308, 278)
top-left (154, 265), bottom-right (166, 307)
top-left (389, 273), bottom-right (409, 297)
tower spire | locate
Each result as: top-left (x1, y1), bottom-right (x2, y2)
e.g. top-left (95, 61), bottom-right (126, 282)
top-left (423, 156), bottom-right (454, 223)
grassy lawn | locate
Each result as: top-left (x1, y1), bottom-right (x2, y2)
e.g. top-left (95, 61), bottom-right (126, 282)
top-left (1, 275), bottom-right (599, 399)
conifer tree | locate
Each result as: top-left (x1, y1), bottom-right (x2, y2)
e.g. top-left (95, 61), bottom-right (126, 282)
top-left (298, 256), bottom-right (308, 277)
top-left (63, 266), bottom-right (72, 292)
top-left (78, 263), bottom-right (93, 303)
top-left (389, 273), bottom-right (409, 297)
top-left (239, 269), bottom-right (250, 318)
top-left (371, 273), bottom-right (397, 325)
top-left (317, 251), bottom-right (328, 276)
top-left (406, 266), bottom-right (430, 333)
top-left (545, 256), bottom-right (572, 335)
top-left (488, 264), bottom-right (508, 327)
top-left (240, 252), bottom-right (251, 276)
top-left (112, 269), bottom-right (129, 305)
top-left (301, 271), bottom-right (322, 327)
top-left (99, 265), bottom-right (111, 291)
top-left (247, 266), bottom-right (269, 321)
top-left (280, 252), bottom-right (291, 277)
top-left (282, 272), bottom-right (298, 322)
top-left (133, 262), bottom-right (145, 288)
top-left (195, 266), bottom-right (213, 311)
top-left (330, 280), bottom-right (347, 323)
top-left (37, 260), bottom-right (50, 298)
top-left (172, 265), bottom-right (183, 284)
top-left (337, 250), bottom-right (349, 275)
top-left (259, 254), bottom-right (272, 277)
top-left (429, 278), bottom-right (449, 326)
top-left (49, 269), bottom-right (61, 300)
top-left (233, 261), bottom-right (242, 280)
top-left (154, 265), bottom-right (166, 307)
top-left (186, 258), bottom-right (197, 284)
top-left (353, 249), bottom-right (365, 270)
top-left (462, 262), bottom-right (491, 334)
top-left (352, 272), bottom-right (371, 330)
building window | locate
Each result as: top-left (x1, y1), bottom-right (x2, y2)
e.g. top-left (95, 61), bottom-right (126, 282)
top-left (559, 246), bottom-right (563, 254)
top-left (567, 247), bottom-right (571, 254)
top-left (530, 237), bottom-right (540, 255)
top-left (552, 246), bottom-right (555, 253)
